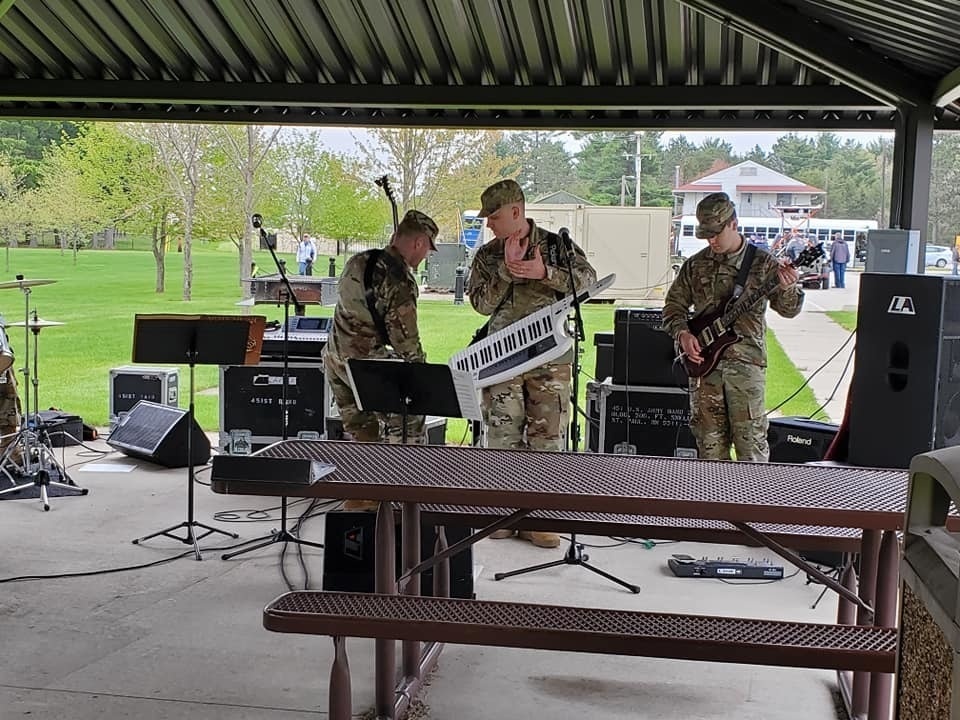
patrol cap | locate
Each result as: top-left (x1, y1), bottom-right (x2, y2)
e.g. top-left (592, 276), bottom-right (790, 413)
top-left (695, 192), bottom-right (737, 238)
top-left (397, 209), bottom-right (439, 250)
top-left (477, 179), bottom-right (525, 218)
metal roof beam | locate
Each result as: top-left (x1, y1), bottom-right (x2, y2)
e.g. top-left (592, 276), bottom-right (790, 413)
top-left (677, 0), bottom-right (932, 108)
top-left (934, 66), bottom-right (960, 107)
top-left (0, 78), bottom-right (889, 110)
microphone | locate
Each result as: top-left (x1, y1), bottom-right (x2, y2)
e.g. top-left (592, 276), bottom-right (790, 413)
top-left (557, 227), bottom-right (576, 258)
top-left (251, 213), bottom-right (276, 249)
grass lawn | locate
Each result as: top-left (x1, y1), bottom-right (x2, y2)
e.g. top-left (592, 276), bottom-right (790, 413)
top-left (826, 310), bottom-right (857, 332)
top-left (0, 246), bottom-right (822, 442)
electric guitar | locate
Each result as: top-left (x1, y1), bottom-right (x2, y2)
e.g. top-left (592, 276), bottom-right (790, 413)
top-left (681, 243), bottom-right (824, 379)
top-left (374, 175), bottom-right (400, 232)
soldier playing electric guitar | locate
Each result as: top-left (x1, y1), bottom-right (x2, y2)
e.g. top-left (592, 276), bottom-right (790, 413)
top-left (662, 193), bottom-right (810, 462)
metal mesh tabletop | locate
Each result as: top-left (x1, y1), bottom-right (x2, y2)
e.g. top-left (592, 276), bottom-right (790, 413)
top-left (264, 591), bottom-right (897, 673)
top-left (214, 440), bottom-right (908, 529)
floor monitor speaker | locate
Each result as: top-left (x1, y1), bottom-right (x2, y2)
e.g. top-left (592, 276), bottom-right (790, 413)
top-left (323, 510), bottom-right (474, 599)
top-left (767, 417), bottom-right (838, 464)
top-left (107, 400), bottom-right (211, 468)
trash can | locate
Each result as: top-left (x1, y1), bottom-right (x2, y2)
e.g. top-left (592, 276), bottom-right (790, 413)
top-left (898, 447), bottom-right (960, 719)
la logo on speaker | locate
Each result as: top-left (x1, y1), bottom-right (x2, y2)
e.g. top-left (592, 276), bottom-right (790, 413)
top-left (887, 296), bottom-right (916, 315)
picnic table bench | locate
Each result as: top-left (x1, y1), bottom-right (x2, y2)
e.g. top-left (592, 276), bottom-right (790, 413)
top-left (212, 440), bottom-right (909, 720)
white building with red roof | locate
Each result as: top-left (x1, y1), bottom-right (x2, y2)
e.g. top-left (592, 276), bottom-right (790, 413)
top-left (674, 160), bottom-right (824, 219)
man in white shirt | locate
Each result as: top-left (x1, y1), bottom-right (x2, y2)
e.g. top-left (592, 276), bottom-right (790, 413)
top-left (296, 234), bottom-right (317, 275)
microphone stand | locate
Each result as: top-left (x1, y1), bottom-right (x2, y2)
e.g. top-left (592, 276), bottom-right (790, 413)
top-left (222, 223), bottom-right (323, 560)
top-left (492, 231), bottom-right (640, 594)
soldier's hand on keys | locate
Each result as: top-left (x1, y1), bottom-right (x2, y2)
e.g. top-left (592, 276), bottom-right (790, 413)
top-left (678, 330), bottom-right (703, 364)
top-left (777, 261), bottom-right (800, 289)
top-left (506, 246), bottom-right (547, 280)
top-left (503, 231), bottom-right (528, 264)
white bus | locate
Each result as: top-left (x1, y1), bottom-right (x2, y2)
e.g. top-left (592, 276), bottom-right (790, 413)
top-left (673, 215), bottom-right (878, 258)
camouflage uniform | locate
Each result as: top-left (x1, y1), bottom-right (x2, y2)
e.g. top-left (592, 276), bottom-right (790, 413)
top-left (663, 193), bottom-right (804, 462)
top-left (322, 210), bottom-right (438, 445)
top-left (467, 180), bottom-right (597, 451)
top-left (0, 367), bottom-right (21, 457)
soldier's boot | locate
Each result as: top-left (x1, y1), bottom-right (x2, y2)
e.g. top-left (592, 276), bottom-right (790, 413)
top-left (518, 531), bottom-right (560, 548)
top-left (342, 499), bottom-right (380, 511)
top-left (489, 529), bottom-right (516, 539)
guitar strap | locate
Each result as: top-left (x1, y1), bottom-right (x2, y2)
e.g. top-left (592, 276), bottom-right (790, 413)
top-left (732, 242), bottom-right (757, 300)
top-left (363, 249), bottom-right (393, 346)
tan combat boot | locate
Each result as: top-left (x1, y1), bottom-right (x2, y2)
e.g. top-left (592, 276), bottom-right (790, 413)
top-left (489, 529), bottom-right (516, 539)
top-left (518, 531), bottom-right (561, 548)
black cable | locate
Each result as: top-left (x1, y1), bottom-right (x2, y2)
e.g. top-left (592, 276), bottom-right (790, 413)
top-left (0, 549), bottom-right (195, 583)
top-left (765, 327), bottom-right (856, 417)
top-left (807, 340), bottom-right (857, 420)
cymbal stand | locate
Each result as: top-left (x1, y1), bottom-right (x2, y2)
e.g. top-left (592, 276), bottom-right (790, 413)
top-left (0, 296), bottom-right (86, 511)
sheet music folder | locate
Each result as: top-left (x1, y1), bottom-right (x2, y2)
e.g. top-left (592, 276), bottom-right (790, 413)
top-left (132, 314), bottom-right (265, 366)
top-left (211, 455), bottom-right (335, 486)
top-left (346, 359), bottom-right (482, 421)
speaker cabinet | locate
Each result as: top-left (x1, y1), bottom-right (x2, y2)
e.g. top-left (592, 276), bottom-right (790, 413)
top-left (593, 331), bottom-right (614, 383)
top-left (864, 229), bottom-right (922, 274)
top-left (107, 401), bottom-right (211, 467)
top-left (323, 510), bottom-right (474, 598)
top-left (767, 417), bottom-right (838, 464)
top-left (612, 308), bottom-right (687, 386)
top-left (849, 273), bottom-right (960, 468)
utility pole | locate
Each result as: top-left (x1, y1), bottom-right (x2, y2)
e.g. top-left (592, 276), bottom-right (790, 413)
top-left (620, 175), bottom-right (627, 206)
top-left (635, 131), bottom-right (643, 206)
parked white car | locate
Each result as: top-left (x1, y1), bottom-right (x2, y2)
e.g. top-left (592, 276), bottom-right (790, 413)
top-left (925, 245), bottom-right (953, 268)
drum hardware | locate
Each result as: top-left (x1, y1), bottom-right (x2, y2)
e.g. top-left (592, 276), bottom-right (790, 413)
top-left (0, 276), bottom-right (86, 511)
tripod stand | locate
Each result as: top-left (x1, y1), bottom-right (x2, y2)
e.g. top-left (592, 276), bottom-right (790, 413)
top-left (492, 230), bottom-right (640, 594)
top-left (0, 282), bottom-right (86, 511)
top-left (221, 217), bottom-right (324, 561)
top-left (130, 314), bottom-right (257, 560)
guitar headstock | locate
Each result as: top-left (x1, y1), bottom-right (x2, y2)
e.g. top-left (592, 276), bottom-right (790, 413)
top-left (374, 175), bottom-right (397, 205)
top-left (793, 242), bottom-right (825, 268)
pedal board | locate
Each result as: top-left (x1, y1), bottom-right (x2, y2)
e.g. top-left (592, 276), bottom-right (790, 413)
top-left (667, 554), bottom-right (784, 579)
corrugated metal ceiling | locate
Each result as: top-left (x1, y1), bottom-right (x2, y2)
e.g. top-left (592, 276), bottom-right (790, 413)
top-left (0, 0), bottom-right (956, 129)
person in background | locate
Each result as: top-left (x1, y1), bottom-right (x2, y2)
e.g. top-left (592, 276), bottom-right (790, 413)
top-left (296, 233), bottom-right (317, 275)
top-left (467, 179), bottom-right (597, 548)
top-left (829, 233), bottom-right (850, 288)
top-left (952, 243), bottom-right (959, 276)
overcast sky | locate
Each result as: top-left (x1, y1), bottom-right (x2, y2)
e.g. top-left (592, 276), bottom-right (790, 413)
top-left (299, 126), bottom-right (893, 157)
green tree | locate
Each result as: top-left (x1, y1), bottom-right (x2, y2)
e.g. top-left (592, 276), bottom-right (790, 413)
top-left (930, 133), bottom-right (960, 244)
top-left (572, 131), bottom-right (637, 205)
top-left (0, 119), bottom-right (79, 188)
top-left (496, 131), bottom-right (575, 199)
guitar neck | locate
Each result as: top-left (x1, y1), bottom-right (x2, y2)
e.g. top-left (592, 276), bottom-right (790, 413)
top-left (720, 267), bottom-right (782, 328)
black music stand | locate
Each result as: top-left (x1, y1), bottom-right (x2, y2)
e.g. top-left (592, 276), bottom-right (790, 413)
top-left (129, 314), bottom-right (253, 560)
top-left (346, 359), bottom-right (482, 438)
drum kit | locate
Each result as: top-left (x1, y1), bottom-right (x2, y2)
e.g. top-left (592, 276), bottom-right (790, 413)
top-left (0, 276), bottom-right (86, 511)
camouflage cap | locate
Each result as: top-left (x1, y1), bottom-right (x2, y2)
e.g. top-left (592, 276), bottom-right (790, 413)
top-left (695, 192), bottom-right (737, 238)
top-left (477, 179), bottom-right (525, 217)
top-left (397, 209), bottom-right (439, 250)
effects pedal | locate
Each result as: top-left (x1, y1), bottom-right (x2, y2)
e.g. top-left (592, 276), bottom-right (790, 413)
top-left (667, 554), bottom-right (784, 579)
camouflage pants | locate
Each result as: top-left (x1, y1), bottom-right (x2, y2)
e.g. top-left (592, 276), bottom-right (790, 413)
top-left (689, 359), bottom-right (768, 462)
top-left (0, 368), bottom-right (21, 452)
top-left (482, 362), bottom-right (570, 451)
top-left (323, 352), bottom-right (425, 444)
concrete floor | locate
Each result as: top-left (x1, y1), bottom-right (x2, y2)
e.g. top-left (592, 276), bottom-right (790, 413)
top-left (1, 439), bottom-right (849, 720)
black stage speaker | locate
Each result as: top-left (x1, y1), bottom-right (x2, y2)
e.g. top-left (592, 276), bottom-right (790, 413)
top-left (323, 510), bottom-right (474, 598)
top-left (767, 417), bottom-right (839, 464)
top-left (593, 331), bottom-right (614, 382)
top-left (849, 273), bottom-right (960, 468)
top-left (612, 308), bottom-right (687, 386)
top-left (107, 400), bottom-right (211, 467)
